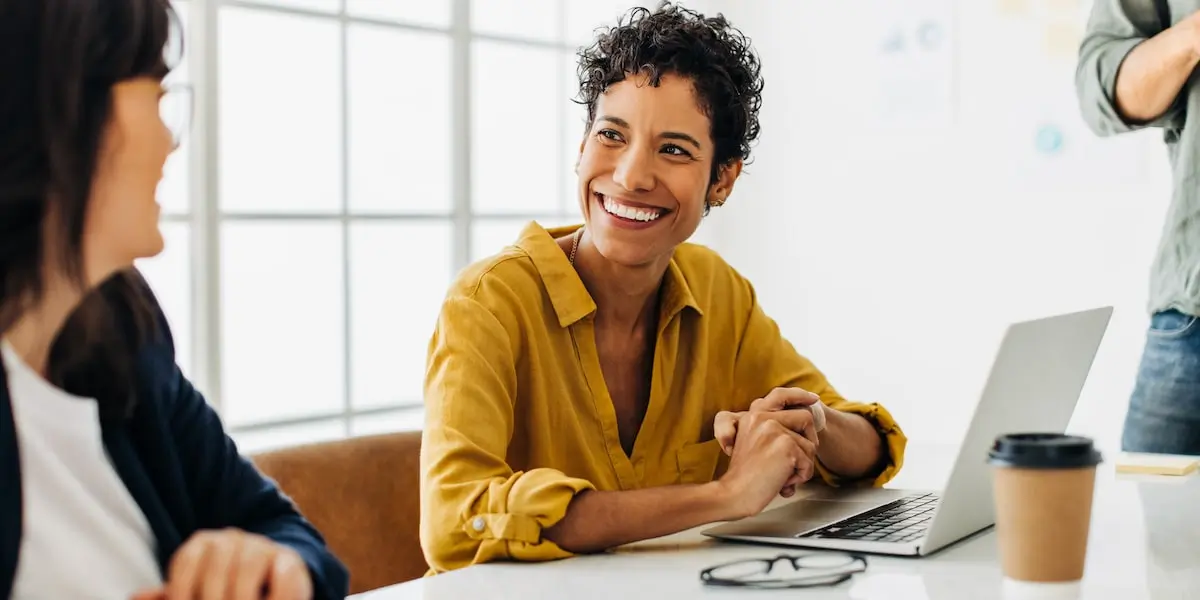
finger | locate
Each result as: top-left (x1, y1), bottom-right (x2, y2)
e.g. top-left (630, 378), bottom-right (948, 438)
top-left (783, 471), bottom-right (811, 493)
top-left (782, 459), bottom-right (810, 488)
top-left (788, 428), bottom-right (817, 460)
top-left (765, 440), bottom-right (807, 496)
top-left (757, 410), bottom-right (819, 451)
top-left (808, 400), bottom-right (827, 433)
top-left (783, 470), bottom-right (806, 488)
top-left (131, 589), bottom-right (165, 600)
top-left (266, 551), bottom-right (311, 600)
top-left (233, 538), bottom-right (276, 600)
top-left (752, 415), bottom-right (789, 437)
top-left (713, 411), bottom-right (740, 455)
top-left (769, 409), bottom-right (814, 437)
top-left (749, 387), bottom-right (820, 412)
top-left (167, 532), bottom-right (215, 600)
top-left (202, 532), bottom-right (242, 600)
top-left (798, 414), bottom-right (820, 449)
top-left (788, 448), bottom-right (813, 486)
top-left (783, 429), bottom-right (818, 482)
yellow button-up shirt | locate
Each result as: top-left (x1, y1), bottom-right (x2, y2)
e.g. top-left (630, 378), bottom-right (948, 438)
top-left (420, 222), bottom-right (906, 573)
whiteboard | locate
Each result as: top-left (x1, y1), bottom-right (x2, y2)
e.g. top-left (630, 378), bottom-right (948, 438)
top-left (762, 0), bottom-right (1166, 194)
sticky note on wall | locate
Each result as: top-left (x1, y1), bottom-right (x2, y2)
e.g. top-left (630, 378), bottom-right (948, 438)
top-left (1044, 21), bottom-right (1084, 60)
top-left (996, 0), bottom-right (1030, 17)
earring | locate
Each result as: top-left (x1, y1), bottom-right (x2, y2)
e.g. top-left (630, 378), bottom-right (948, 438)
top-left (710, 195), bottom-right (726, 207)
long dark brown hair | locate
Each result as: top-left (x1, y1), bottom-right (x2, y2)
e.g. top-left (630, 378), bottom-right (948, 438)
top-left (0, 0), bottom-right (181, 419)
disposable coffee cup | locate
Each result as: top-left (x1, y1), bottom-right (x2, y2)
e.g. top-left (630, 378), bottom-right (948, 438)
top-left (987, 433), bottom-right (1102, 583)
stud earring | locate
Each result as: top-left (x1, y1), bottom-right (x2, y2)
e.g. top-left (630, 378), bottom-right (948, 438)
top-left (710, 195), bottom-right (726, 207)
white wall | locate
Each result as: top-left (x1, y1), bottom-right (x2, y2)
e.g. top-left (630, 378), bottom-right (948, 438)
top-left (704, 1), bottom-right (1173, 453)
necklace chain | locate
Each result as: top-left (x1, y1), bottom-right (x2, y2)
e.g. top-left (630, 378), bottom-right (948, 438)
top-left (569, 226), bottom-right (583, 265)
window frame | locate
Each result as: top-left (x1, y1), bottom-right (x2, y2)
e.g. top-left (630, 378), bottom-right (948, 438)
top-left (171, 0), bottom-right (585, 443)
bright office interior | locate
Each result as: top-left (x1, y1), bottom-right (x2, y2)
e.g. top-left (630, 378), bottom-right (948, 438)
top-left (141, 0), bottom-right (1162, 455)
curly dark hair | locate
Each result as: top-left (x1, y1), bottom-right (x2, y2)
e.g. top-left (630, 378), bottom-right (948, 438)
top-left (575, 2), bottom-right (764, 195)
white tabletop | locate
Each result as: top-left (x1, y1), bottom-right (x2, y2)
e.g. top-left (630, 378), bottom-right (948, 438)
top-left (354, 444), bottom-right (1200, 600)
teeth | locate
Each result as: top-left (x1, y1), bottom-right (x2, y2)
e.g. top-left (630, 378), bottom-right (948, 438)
top-left (602, 196), bottom-right (662, 222)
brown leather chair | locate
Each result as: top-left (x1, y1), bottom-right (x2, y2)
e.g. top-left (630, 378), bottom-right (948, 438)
top-left (251, 431), bottom-right (426, 595)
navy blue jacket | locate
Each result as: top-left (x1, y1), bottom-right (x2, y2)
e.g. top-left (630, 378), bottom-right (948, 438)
top-left (0, 282), bottom-right (349, 599)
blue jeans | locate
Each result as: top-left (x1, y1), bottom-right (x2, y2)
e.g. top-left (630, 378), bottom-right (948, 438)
top-left (1121, 309), bottom-right (1200, 455)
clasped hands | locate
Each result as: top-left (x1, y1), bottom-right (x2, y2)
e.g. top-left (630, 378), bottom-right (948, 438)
top-left (712, 387), bottom-right (827, 518)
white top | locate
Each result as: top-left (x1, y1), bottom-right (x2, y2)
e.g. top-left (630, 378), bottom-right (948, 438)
top-left (3, 342), bottom-right (162, 599)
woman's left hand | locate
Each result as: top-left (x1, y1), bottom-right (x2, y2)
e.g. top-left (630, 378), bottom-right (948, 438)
top-left (131, 528), bottom-right (312, 600)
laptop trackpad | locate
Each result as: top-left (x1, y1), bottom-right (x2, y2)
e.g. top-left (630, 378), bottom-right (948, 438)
top-left (717, 488), bottom-right (909, 538)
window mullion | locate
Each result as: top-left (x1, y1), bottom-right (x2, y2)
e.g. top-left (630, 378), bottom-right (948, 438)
top-left (339, 4), bottom-right (353, 436)
top-left (192, 0), bottom-right (224, 412)
top-left (452, 0), bottom-right (471, 272)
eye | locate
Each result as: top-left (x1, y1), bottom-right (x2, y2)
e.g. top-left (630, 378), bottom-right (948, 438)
top-left (661, 144), bottom-right (692, 157)
top-left (597, 129), bottom-right (624, 143)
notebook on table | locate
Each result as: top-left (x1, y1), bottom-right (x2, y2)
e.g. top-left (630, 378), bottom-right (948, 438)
top-left (1115, 452), bottom-right (1200, 476)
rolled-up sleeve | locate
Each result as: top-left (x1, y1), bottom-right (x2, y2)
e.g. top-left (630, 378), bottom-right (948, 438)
top-left (731, 283), bottom-right (906, 489)
top-left (420, 295), bottom-right (595, 574)
top-left (1076, 0), bottom-right (1182, 135)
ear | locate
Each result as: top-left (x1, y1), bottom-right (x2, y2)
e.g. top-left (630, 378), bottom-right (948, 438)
top-left (708, 160), bottom-right (743, 207)
top-left (574, 135), bottom-right (587, 173)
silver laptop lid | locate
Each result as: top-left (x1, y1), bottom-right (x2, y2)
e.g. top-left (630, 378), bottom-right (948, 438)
top-left (920, 306), bottom-right (1112, 554)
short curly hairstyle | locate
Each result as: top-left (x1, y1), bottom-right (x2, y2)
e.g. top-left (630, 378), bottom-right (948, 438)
top-left (575, 2), bottom-right (764, 192)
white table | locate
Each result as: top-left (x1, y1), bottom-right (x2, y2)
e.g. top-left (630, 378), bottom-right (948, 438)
top-left (354, 444), bottom-right (1200, 599)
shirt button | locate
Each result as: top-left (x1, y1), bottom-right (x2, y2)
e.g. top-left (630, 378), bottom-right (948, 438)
top-left (472, 517), bottom-right (486, 532)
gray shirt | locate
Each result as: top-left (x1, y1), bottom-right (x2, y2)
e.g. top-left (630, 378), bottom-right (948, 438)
top-left (1077, 0), bottom-right (1200, 316)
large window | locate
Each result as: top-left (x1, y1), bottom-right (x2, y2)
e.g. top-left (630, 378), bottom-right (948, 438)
top-left (137, 0), bottom-right (650, 452)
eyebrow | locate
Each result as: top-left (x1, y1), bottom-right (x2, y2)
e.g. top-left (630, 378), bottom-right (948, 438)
top-left (597, 115), bottom-right (703, 150)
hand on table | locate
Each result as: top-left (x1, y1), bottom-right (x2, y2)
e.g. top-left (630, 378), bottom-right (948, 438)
top-left (131, 528), bottom-right (312, 600)
top-left (713, 387), bottom-right (827, 498)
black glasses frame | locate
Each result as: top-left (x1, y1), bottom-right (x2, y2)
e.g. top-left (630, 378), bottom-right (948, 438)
top-left (699, 552), bottom-right (869, 590)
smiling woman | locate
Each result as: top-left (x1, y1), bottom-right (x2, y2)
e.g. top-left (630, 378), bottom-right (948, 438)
top-left (420, 2), bottom-right (908, 574)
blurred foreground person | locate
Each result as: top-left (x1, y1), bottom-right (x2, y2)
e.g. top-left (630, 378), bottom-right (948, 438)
top-left (0, 0), bottom-right (348, 597)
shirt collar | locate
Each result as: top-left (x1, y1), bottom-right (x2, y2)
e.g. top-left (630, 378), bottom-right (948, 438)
top-left (515, 221), bottom-right (703, 328)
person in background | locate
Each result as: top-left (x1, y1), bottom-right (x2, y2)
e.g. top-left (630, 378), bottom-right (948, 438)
top-left (0, 1), bottom-right (348, 598)
top-left (420, 2), bottom-right (907, 574)
top-left (1077, 1), bottom-right (1200, 455)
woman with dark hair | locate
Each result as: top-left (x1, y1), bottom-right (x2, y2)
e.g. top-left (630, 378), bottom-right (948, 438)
top-left (420, 2), bottom-right (907, 573)
top-left (0, 1), bottom-right (347, 598)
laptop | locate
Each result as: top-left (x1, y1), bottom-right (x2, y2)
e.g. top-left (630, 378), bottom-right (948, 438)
top-left (702, 306), bottom-right (1112, 557)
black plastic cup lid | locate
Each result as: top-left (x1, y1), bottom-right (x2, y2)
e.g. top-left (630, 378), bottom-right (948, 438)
top-left (986, 433), bottom-right (1102, 469)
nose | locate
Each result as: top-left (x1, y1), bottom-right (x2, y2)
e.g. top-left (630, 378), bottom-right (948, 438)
top-left (162, 118), bottom-right (179, 153)
top-left (612, 144), bottom-right (656, 192)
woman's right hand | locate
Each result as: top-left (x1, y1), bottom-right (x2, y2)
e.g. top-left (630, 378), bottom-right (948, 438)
top-left (714, 412), bottom-right (817, 520)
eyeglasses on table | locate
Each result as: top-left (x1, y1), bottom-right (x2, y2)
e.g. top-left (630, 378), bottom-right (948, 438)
top-left (699, 551), bottom-right (868, 589)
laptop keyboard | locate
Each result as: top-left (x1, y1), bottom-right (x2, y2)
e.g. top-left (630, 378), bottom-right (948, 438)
top-left (800, 493), bottom-right (940, 544)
